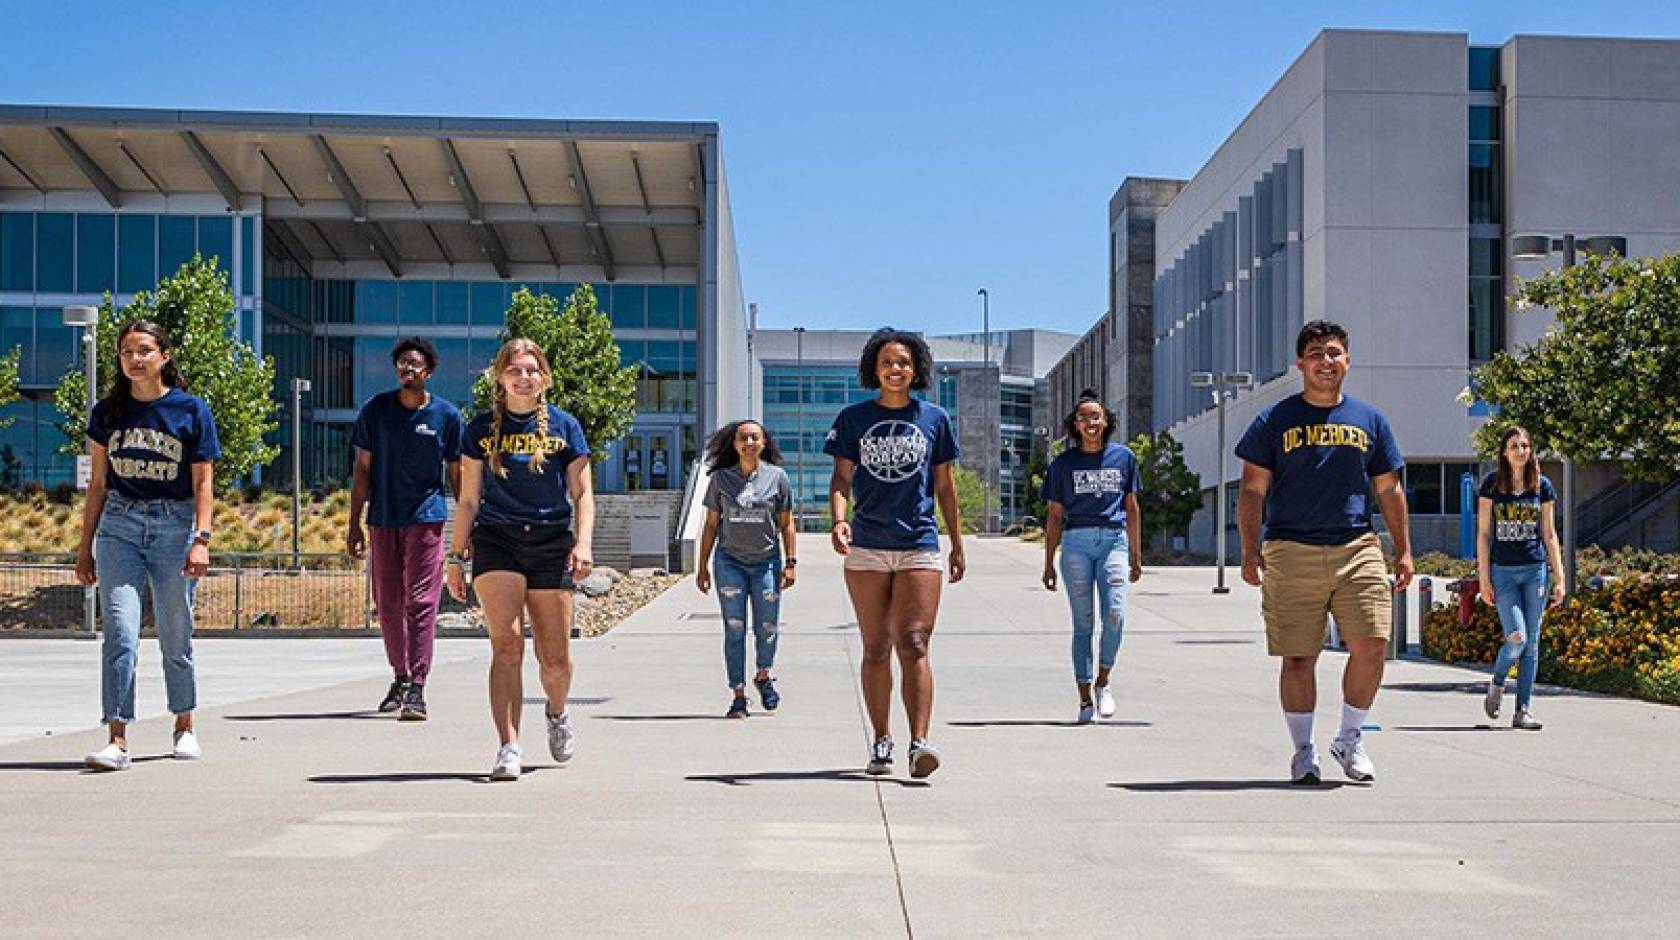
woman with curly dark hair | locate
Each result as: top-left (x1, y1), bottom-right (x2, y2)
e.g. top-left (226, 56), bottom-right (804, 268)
top-left (695, 420), bottom-right (797, 718)
top-left (824, 328), bottom-right (964, 780)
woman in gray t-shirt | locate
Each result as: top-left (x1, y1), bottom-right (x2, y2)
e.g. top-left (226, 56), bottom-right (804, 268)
top-left (696, 420), bottom-right (798, 717)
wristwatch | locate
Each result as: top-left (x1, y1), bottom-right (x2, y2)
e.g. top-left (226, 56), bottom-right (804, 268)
top-left (784, 558), bottom-right (798, 568)
top-left (191, 529), bottom-right (212, 546)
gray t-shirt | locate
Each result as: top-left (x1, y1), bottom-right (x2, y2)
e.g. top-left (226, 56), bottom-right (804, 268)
top-left (704, 464), bottom-right (792, 563)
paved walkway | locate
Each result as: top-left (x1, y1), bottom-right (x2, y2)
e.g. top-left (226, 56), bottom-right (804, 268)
top-left (1, 535), bottom-right (1676, 936)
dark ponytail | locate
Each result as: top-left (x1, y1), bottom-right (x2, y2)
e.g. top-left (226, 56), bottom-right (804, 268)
top-left (1062, 388), bottom-right (1118, 445)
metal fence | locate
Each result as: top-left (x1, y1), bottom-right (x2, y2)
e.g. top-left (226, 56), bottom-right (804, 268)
top-left (0, 552), bottom-right (373, 631)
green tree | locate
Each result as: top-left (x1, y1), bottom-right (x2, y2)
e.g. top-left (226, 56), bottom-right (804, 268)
top-left (54, 257), bottom-right (279, 489)
top-left (1472, 251), bottom-right (1680, 481)
top-left (936, 465), bottom-right (983, 535)
top-left (469, 286), bottom-right (638, 459)
top-left (0, 346), bottom-right (19, 428)
top-left (1129, 430), bottom-right (1202, 552)
top-left (1021, 442), bottom-right (1053, 526)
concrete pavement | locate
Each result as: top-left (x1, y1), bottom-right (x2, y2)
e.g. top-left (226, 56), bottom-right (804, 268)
top-left (1, 534), bottom-right (1677, 936)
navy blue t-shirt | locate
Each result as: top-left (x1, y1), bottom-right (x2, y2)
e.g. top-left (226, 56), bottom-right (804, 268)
top-left (823, 398), bottom-right (959, 550)
top-left (1043, 442), bottom-right (1142, 529)
top-left (1479, 473), bottom-right (1555, 566)
top-left (351, 391), bottom-right (464, 528)
top-left (1234, 393), bottom-right (1403, 546)
top-left (463, 405), bottom-right (591, 527)
top-left (86, 389), bottom-right (220, 502)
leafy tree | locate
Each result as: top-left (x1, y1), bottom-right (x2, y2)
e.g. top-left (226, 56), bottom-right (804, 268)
top-left (54, 257), bottom-right (278, 489)
top-left (1129, 430), bottom-right (1201, 551)
top-left (1473, 251), bottom-right (1680, 481)
top-left (0, 346), bottom-right (19, 428)
top-left (470, 286), bottom-right (637, 460)
top-left (936, 464), bottom-right (983, 535)
top-left (1021, 442), bottom-right (1053, 525)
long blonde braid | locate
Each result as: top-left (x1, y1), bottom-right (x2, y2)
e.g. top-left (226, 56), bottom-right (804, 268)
top-left (487, 382), bottom-right (509, 479)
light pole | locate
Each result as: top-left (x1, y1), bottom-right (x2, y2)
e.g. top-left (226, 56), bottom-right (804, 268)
top-left (793, 326), bottom-right (806, 531)
top-left (747, 302), bottom-right (758, 416)
top-left (1190, 370), bottom-right (1254, 594)
top-left (290, 377), bottom-right (312, 566)
top-left (1510, 233), bottom-right (1627, 596)
top-left (64, 305), bottom-right (99, 635)
top-left (977, 288), bottom-right (991, 533)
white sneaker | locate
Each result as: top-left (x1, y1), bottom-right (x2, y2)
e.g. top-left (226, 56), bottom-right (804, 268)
top-left (908, 740), bottom-right (941, 780)
top-left (85, 743), bottom-right (131, 772)
top-left (546, 711), bottom-right (576, 763)
top-left (1076, 703), bottom-right (1095, 725)
top-left (490, 744), bottom-right (522, 781)
top-left (1483, 680), bottom-right (1504, 720)
top-left (1290, 744), bottom-right (1320, 786)
top-left (172, 730), bottom-right (202, 760)
top-left (1096, 685), bottom-right (1116, 719)
top-left (1329, 735), bottom-right (1376, 783)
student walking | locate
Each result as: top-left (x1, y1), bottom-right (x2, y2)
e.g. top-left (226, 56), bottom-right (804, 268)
top-left (346, 337), bottom-right (464, 721)
top-left (695, 420), bottom-right (797, 718)
top-left (1236, 320), bottom-right (1412, 785)
top-left (75, 321), bottom-right (220, 771)
top-left (1040, 390), bottom-right (1143, 723)
top-left (1477, 426), bottom-right (1564, 730)
top-left (825, 328), bottom-right (964, 780)
top-left (445, 339), bottom-right (595, 781)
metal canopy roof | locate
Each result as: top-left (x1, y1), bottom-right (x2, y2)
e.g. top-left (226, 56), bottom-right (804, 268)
top-left (0, 105), bottom-right (715, 280)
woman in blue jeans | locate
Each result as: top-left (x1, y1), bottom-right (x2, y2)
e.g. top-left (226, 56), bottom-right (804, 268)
top-left (1477, 425), bottom-right (1564, 730)
top-left (696, 420), bottom-right (797, 718)
top-left (74, 320), bottom-right (221, 771)
top-left (1041, 390), bottom-right (1144, 723)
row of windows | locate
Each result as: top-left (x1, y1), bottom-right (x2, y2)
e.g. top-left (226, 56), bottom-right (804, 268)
top-left (0, 212), bottom-right (252, 296)
top-left (264, 273), bottom-right (698, 332)
top-left (0, 398), bottom-right (77, 487)
top-left (1406, 461), bottom-right (1482, 516)
top-left (0, 306), bottom-right (79, 386)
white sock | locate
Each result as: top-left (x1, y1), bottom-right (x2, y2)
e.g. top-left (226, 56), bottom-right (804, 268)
top-left (1284, 712), bottom-right (1314, 750)
top-left (1338, 704), bottom-right (1369, 742)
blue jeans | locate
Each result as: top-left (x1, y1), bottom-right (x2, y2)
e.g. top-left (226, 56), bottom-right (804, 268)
top-left (1059, 526), bottom-right (1130, 685)
top-left (1490, 562), bottom-right (1548, 709)
top-left (95, 495), bottom-right (199, 724)
top-left (713, 549), bottom-right (781, 690)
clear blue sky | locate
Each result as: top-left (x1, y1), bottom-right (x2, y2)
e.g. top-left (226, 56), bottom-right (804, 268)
top-left (5, 1), bottom-right (1679, 337)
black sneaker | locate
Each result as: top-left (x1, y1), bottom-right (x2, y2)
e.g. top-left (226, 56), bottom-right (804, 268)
top-left (399, 683), bottom-right (428, 721)
top-left (865, 736), bottom-right (893, 775)
top-left (754, 676), bottom-right (781, 712)
top-left (378, 679), bottom-right (408, 713)
top-left (726, 696), bottom-right (750, 719)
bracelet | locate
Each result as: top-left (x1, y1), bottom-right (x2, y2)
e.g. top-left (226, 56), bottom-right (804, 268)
top-left (446, 555), bottom-right (466, 567)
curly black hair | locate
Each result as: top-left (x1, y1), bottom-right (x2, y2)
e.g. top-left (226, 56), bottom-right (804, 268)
top-left (391, 336), bottom-right (439, 372)
top-left (704, 419), bottom-right (784, 472)
top-left (857, 327), bottom-right (933, 391)
top-left (1062, 388), bottom-right (1118, 445)
top-left (1295, 320), bottom-right (1349, 357)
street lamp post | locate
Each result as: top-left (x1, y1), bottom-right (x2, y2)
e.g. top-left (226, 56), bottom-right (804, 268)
top-left (290, 377), bottom-right (312, 566)
top-left (977, 288), bottom-right (991, 534)
top-left (64, 305), bottom-right (99, 635)
top-left (793, 326), bottom-right (806, 531)
top-left (1510, 233), bottom-right (1627, 596)
top-left (747, 302), bottom-right (758, 416)
top-left (1190, 370), bottom-right (1254, 594)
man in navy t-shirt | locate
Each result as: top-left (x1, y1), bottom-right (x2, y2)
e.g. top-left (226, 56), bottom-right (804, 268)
top-left (1235, 320), bottom-right (1412, 787)
top-left (347, 337), bottom-right (464, 719)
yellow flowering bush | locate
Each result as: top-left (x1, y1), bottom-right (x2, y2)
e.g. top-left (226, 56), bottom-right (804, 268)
top-left (1422, 576), bottom-right (1680, 705)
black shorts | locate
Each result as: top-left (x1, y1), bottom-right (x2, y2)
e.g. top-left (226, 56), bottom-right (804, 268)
top-left (470, 523), bottom-right (577, 590)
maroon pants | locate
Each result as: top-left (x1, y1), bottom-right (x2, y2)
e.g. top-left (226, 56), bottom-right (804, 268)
top-left (369, 523), bottom-right (445, 685)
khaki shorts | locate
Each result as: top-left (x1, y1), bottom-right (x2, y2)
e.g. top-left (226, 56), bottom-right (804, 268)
top-left (1260, 532), bottom-right (1391, 656)
top-left (843, 547), bottom-right (944, 573)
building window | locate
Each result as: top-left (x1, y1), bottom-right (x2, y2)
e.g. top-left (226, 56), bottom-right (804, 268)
top-left (1468, 238), bottom-right (1504, 362)
top-left (118, 214), bottom-right (156, 293)
top-left (36, 212), bottom-right (74, 293)
top-left (0, 213), bottom-right (33, 292)
top-left (77, 214), bottom-right (116, 294)
top-left (1468, 46), bottom-right (1501, 92)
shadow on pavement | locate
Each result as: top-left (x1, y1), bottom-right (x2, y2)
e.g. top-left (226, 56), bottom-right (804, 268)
top-left (1393, 724), bottom-right (1502, 732)
top-left (949, 720), bottom-right (1152, 728)
top-left (0, 755), bottom-right (172, 772)
top-left (224, 710), bottom-right (383, 722)
top-left (524, 697), bottom-right (612, 706)
top-left (596, 714), bottom-right (734, 722)
top-left (686, 769), bottom-right (927, 788)
top-left (1382, 681), bottom-right (1587, 697)
top-left (1174, 639), bottom-right (1256, 645)
top-left (308, 768), bottom-right (553, 784)
top-left (1111, 779), bottom-right (1350, 792)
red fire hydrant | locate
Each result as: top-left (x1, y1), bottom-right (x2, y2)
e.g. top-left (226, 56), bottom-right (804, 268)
top-left (1456, 578), bottom-right (1480, 626)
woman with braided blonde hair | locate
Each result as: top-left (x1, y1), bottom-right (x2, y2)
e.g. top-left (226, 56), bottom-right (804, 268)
top-left (447, 338), bottom-right (596, 781)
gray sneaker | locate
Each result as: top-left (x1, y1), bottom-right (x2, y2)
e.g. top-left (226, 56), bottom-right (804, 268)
top-left (546, 711), bottom-right (576, 763)
top-left (1512, 709), bottom-right (1543, 731)
top-left (1329, 735), bottom-right (1375, 783)
top-left (1290, 744), bottom-right (1321, 786)
top-left (908, 740), bottom-right (941, 780)
top-left (1483, 680), bottom-right (1504, 720)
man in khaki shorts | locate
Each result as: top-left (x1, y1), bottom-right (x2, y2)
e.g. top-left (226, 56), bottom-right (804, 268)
top-left (1236, 321), bottom-right (1413, 785)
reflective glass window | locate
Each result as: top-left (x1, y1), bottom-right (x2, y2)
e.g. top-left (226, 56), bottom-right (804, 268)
top-left (77, 214), bottom-right (115, 293)
top-left (118, 214), bottom-right (156, 292)
top-left (36, 213), bottom-right (73, 293)
top-left (240, 217), bottom-right (254, 295)
top-left (435, 282), bottom-right (469, 325)
top-left (470, 282), bottom-right (506, 326)
top-left (1468, 278), bottom-right (1505, 361)
top-left (646, 340), bottom-right (682, 373)
top-left (1443, 462), bottom-right (1479, 516)
top-left (158, 215), bottom-right (196, 279)
top-left (679, 286), bottom-right (697, 330)
top-left (646, 286), bottom-right (680, 329)
top-left (198, 216), bottom-right (233, 279)
top-left (1, 213), bottom-right (33, 291)
top-left (431, 337), bottom-right (472, 406)
top-left (1468, 47), bottom-right (1501, 91)
top-left (355, 280), bottom-right (400, 324)
top-left (0, 307), bottom-right (32, 382)
top-left (1468, 106), bottom-right (1500, 143)
top-left (618, 339), bottom-right (647, 370)
top-left (354, 336), bottom-right (393, 405)
top-left (1469, 239), bottom-right (1503, 278)
top-left (35, 313), bottom-right (75, 385)
top-left (1406, 462), bottom-right (1444, 514)
top-left (608, 284), bottom-right (643, 328)
top-left (399, 280), bottom-right (434, 326)
top-left (1468, 144), bottom-right (1501, 224)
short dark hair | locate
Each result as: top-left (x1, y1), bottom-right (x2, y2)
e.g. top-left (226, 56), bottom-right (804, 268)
top-left (1295, 320), bottom-right (1349, 357)
top-left (1063, 389), bottom-right (1118, 445)
top-left (857, 328), bottom-right (933, 391)
top-left (391, 336), bottom-right (438, 371)
top-left (704, 420), bottom-right (784, 472)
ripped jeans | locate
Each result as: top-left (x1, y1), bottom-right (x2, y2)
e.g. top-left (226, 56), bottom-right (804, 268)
top-left (713, 549), bottom-right (782, 689)
top-left (1058, 526), bottom-right (1130, 686)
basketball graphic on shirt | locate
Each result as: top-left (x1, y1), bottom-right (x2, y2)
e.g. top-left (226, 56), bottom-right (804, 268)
top-left (858, 420), bottom-right (929, 483)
